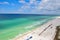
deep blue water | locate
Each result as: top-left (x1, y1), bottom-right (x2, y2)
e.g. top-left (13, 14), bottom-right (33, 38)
top-left (0, 14), bottom-right (57, 20)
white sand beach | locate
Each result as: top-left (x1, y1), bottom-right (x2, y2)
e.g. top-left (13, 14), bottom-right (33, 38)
top-left (13, 17), bottom-right (60, 40)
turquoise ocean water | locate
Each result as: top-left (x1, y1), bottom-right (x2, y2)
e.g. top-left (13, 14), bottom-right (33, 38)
top-left (0, 14), bottom-right (55, 40)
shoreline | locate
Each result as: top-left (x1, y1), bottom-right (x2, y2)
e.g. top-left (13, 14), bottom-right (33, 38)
top-left (13, 17), bottom-right (60, 40)
top-left (12, 18), bottom-right (58, 40)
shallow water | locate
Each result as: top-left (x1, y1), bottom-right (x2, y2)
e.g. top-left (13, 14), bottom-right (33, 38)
top-left (0, 14), bottom-right (55, 40)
